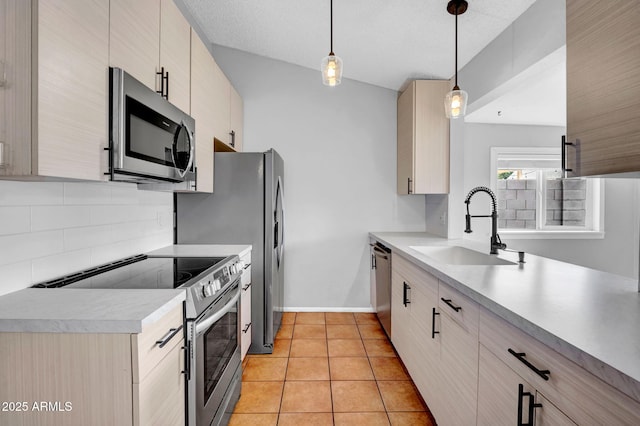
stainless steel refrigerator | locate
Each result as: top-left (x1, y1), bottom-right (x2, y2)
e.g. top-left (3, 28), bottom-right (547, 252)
top-left (175, 149), bottom-right (285, 354)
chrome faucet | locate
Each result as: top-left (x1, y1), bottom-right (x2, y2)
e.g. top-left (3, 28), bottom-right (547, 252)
top-left (464, 186), bottom-right (506, 255)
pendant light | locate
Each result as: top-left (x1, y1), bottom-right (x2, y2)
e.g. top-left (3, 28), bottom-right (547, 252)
top-left (321, 0), bottom-right (343, 86)
top-left (444, 0), bottom-right (468, 119)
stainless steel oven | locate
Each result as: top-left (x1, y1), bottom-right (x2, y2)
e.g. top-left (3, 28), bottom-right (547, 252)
top-left (188, 278), bottom-right (242, 426)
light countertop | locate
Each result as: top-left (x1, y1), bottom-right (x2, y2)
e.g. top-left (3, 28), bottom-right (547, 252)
top-left (370, 232), bottom-right (640, 402)
top-left (147, 244), bottom-right (252, 259)
top-left (0, 289), bottom-right (185, 334)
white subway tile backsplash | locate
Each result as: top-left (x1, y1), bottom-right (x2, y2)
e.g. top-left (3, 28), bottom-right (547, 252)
top-left (0, 261), bottom-right (32, 297)
top-left (0, 181), bottom-right (64, 205)
top-left (31, 205), bottom-right (92, 231)
top-left (31, 249), bottom-right (93, 283)
top-left (0, 230), bottom-right (64, 266)
top-left (0, 206), bottom-right (30, 235)
top-left (0, 181), bottom-right (174, 295)
top-left (63, 182), bottom-right (113, 205)
top-left (64, 224), bottom-right (115, 250)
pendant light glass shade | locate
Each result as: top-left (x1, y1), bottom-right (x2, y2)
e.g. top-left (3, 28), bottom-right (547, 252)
top-left (321, 54), bottom-right (343, 86)
top-left (321, 0), bottom-right (342, 86)
top-left (445, 86), bottom-right (468, 119)
top-left (445, 0), bottom-right (468, 119)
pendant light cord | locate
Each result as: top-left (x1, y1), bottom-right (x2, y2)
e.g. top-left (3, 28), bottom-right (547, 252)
top-left (330, 0), bottom-right (334, 55)
top-left (454, 10), bottom-right (458, 88)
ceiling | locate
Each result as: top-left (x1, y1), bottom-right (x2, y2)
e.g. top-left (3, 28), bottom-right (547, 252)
top-left (181, 0), bottom-right (565, 126)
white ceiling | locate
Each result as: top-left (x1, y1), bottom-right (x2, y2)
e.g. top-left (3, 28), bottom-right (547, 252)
top-left (181, 0), bottom-right (537, 91)
top-left (181, 0), bottom-right (566, 126)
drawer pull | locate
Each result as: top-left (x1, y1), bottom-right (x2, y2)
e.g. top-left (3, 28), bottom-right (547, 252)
top-left (243, 263), bottom-right (251, 270)
top-left (156, 325), bottom-right (183, 349)
top-left (242, 322), bottom-right (252, 333)
top-left (403, 282), bottom-right (411, 307)
top-left (242, 283), bottom-right (251, 291)
top-left (517, 383), bottom-right (542, 426)
top-left (508, 348), bottom-right (550, 381)
top-left (431, 307), bottom-right (440, 339)
top-left (441, 298), bottom-right (461, 312)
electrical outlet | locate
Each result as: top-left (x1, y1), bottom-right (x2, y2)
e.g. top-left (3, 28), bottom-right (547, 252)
top-left (440, 213), bottom-right (447, 225)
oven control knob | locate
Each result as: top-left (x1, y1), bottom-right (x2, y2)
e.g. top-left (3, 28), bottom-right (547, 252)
top-left (212, 278), bottom-right (222, 291)
top-left (202, 283), bottom-right (214, 298)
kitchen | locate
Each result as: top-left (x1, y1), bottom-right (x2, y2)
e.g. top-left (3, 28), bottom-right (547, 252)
top-left (1, 0), bottom-right (639, 425)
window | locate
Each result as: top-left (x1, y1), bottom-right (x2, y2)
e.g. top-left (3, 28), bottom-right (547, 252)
top-left (490, 147), bottom-right (603, 238)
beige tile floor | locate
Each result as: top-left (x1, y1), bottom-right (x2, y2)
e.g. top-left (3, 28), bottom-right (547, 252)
top-left (230, 312), bottom-right (436, 426)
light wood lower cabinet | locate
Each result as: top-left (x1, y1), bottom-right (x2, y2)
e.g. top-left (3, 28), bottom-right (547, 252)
top-left (388, 249), bottom-right (640, 426)
top-left (240, 251), bottom-right (252, 359)
top-left (0, 303), bottom-right (185, 426)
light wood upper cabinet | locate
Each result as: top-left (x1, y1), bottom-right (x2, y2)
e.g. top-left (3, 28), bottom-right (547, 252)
top-left (110, 0), bottom-right (191, 113)
top-left (109, 0), bottom-right (160, 91)
top-left (230, 85), bottom-right (244, 151)
top-left (211, 62), bottom-right (232, 147)
top-left (397, 80), bottom-right (450, 194)
top-left (190, 31), bottom-right (216, 193)
top-left (0, 0), bottom-right (109, 181)
top-left (160, 0), bottom-right (191, 113)
top-left (566, 0), bottom-right (640, 177)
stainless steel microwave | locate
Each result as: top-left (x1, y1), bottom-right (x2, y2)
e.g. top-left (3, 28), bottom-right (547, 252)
top-left (109, 67), bottom-right (196, 185)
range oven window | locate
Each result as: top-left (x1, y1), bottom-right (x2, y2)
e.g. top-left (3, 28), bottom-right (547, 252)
top-left (203, 308), bottom-right (238, 402)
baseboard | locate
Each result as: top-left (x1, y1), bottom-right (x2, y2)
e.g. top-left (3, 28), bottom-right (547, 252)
top-left (282, 306), bottom-right (375, 313)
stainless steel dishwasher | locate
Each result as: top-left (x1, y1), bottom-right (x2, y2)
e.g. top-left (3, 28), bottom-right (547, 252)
top-left (371, 242), bottom-right (391, 338)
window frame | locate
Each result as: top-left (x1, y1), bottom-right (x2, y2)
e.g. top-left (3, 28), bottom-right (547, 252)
top-left (490, 147), bottom-right (604, 240)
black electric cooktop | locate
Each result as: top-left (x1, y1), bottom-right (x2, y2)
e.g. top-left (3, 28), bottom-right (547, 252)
top-left (33, 256), bottom-right (226, 289)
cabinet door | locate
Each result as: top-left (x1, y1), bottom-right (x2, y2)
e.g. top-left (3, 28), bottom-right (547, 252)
top-left (134, 339), bottom-right (185, 426)
top-left (566, 0), bottom-right (640, 177)
top-left (230, 85), bottom-right (243, 151)
top-left (437, 284), bottom-right (479, 426)
top-left (160, 0), bottom-right (190, 113)
top-left (211, 61), bottom-right (231, 146)
top-left (478, 344), bottom-right (533, 426)
top-left (397, 80), bottom-right (450, 194)
top-left (396, 83), bottom-right (415, 194)
top-left (110, 0), bottom-right (160, 91)
top-left (241, 282), bottom-right (252, 359)
top-left (390, 268), bottom-right (412, 363)
top-left (535, 392), bottom-right (577, 426)
top-left (36, 0), bottom-right (109, 181)
top-left (190, 31), bottom-right (215, 193)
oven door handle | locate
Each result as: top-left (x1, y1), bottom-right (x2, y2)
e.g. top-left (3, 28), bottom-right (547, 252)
top-left (195, 285), bottom-right (241, 336)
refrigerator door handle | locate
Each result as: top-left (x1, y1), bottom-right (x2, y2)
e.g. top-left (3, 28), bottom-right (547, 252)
top-left (275, 176), bottom-right (285, 268)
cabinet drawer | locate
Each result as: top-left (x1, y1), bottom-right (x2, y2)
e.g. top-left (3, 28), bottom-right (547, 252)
top-left (479, 309), bottom-right (640, 425)
top-left (241, 265), bottom-right (252, 286)
top-left (438, 282), bottom-right (479, 334)
top-left (132, 302), bottom-right (183, 383)
top-left (392, 253), bottom-right (438, 295)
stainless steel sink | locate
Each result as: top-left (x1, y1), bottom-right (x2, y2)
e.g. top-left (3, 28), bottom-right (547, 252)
top-left (409, 245), bottom-right (516, 266)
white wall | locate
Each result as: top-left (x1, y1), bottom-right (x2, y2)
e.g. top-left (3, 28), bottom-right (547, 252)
top-left (461, 123), bottom-right (640, 279)
top-left (0, 181), bottom-right (173, 296)
top-left (212, 45), bottom-right (426, 310)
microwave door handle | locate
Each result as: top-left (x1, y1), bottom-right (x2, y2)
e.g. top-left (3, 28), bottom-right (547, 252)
top-left (172, 121), bottom-right (195, 179)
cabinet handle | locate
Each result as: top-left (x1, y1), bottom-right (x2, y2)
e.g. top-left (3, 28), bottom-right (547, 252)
top-left (561, 135), bottom-right (575, 176)
top-left (431, 307), bottom-right (440, 339)
top-left (242, 283), bottom-right (251, 291)
top-left (242, 322), bottom-right (251, 333)
top-left (243, 263), bottom-right (251, 270)
top-left (156, 67), bottom-right (169, 100)
top-left (403, 282), bottom-right (411, 306)
top-left (407, 177), bottom-right (413, 194)
top-left (517, 383), bottom-right (542, 426)
top-left (441, 297), bottom-right (461, 312)
top-left (508, 348), bottom-right (550, 381)
top-left (156, 325), bottom-right (183, 349)
top-left (230, 130), bottom-right (236, 148)
top-left (371, 253), bottom-right (376, 269)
